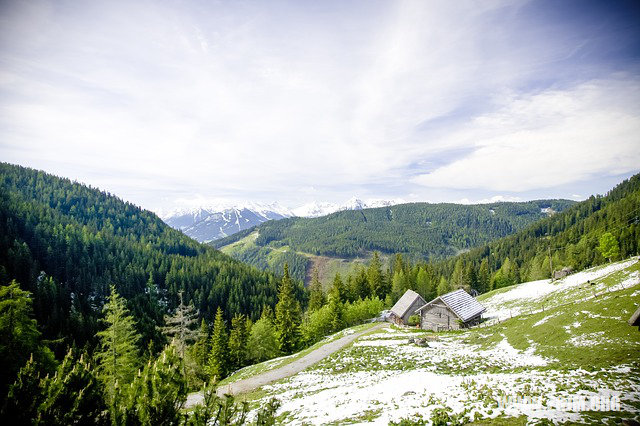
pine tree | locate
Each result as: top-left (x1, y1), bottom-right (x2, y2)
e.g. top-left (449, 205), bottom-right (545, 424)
top-left (332, 273), bottom-right (345, 303)
top-left (327, 276), bottom-right (344, 332)
top-left (415, 267), bottom-right (431, 300)
top-left (95, 286), bottom-right (141, 405)
top-left (37, 349), bottom-right (108, 425)
top-left (391, 269), bottom-right (408, 302)
top-left (274, 264), bottom-right (301, 354)
top-left (351, 267), bottom-right (370, 300)
top-left (0, 281), bottom-right (54, 402)
top-left (228, 314), bottom-right (249, 371)
top-left (192, 319), bottom-right (210, 369)
top-left (207, 307), bottom-right (229, 380)
top-left (2, 354), bottom-right (44, 424)
top-left (437, 276), bottom-right (449, 296)
top-left (478, 258), bottom-right (490, 294)
top-left (367, 252), bottom-right (388, 299)
top-left (307, 269), bottom-right (326, 312)
top-left (130, 344), bottom-right (187, 425)
top-left (450, 259), bottom-right (465, 289)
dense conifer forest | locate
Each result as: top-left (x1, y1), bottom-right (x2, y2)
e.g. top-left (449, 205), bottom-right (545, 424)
top-left (213, 198), bottom-right (575, 281)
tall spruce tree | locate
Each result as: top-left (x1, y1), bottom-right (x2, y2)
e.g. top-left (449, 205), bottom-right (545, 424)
top-left (327, 278), bottom-right (344, 333)
top-left (307, 269), bottom-right (326, 312)
top-left (192, 319), bottom-right (210, 369)
top-left (275, 264), bottom-right (301, 354)
top-left (228, 314), bottom-right (249, 372)
top-left (0, 281), bottom-right (55, 405)
top-left (95, 286), bottom-right (141, 405)
top-left (367, 252), bottom-right (387, 299)
top-left (207, 307), bottom-right (229, 380)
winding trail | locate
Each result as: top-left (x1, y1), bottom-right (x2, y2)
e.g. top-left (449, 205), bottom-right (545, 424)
top-left (185, 322), bottom-right (386, 407)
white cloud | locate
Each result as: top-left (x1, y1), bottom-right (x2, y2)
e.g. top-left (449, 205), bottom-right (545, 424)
top-left (1, 0), bottom-right (639, 210)
top-left (413, 78), bottom-right (640, 191)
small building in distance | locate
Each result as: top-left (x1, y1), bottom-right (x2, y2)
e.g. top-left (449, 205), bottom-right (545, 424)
top-left (553, 267), bottom-right (574, 280)
top-left (415, 289), bottom-right (486, 331)
top-left (389, 289), bottom-right (427, 325)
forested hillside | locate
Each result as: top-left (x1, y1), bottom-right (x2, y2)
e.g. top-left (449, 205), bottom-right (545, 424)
top-left (0, 163), bottom-right (305, 351)
top-left (213, 200), bottom-right (574, 282)
top-left (435, 173), bottom-right (640, 289)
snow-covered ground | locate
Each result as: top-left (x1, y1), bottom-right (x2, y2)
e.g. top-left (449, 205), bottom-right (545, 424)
top-left (481, 257), bottom-right (639, 321)
top-left (242, 258), bottom-right (640, 424)
top-left (252, 325), bottom-right (638, 424)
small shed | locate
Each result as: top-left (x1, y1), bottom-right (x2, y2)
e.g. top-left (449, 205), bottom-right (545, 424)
top-left (389, 289), bottom-right (427, 325)
top-left (553, 267), bottom-right (574, 280)
top-left (415, 289), bottom-right (486, 331)
top-left (629, 306), bottom-right (640, 331)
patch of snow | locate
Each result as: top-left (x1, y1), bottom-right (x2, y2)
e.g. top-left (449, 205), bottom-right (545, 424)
top-left (483, 258), bottom-right (638, 320)
top-left (533, 314), bottom-right (558, 327)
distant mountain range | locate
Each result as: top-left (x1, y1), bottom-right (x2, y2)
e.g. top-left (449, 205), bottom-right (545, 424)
top-left (163, 198), bottom-right (404, 242)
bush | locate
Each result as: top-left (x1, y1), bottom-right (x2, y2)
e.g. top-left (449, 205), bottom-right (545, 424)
top-left (408, 315), bottom-right (420, 326)
top-left (343, 297), bottom-right (385, 326)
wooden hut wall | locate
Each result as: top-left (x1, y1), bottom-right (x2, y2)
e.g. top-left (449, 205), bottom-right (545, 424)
top-left (419, 301), bottom-right (461, 331)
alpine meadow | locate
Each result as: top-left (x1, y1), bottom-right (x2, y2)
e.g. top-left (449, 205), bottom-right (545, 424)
top-left (1, 1), bottom-right (640, 425)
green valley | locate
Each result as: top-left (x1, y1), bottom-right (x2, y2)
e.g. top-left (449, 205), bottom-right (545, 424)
top-left (214, 200), bottom-right (575, 285)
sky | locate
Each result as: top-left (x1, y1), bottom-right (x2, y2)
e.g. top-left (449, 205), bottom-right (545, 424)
top-left (1, 0), bottom-right (640, 213)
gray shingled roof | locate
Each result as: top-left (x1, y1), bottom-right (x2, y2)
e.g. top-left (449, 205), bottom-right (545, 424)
top-left (416, 289), bottom-right (485, 323)
top-left (390, 289), bottom-right (425, 319)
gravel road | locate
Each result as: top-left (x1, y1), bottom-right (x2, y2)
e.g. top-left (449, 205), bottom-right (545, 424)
top-left (185, 322), bottom-right (386, 408)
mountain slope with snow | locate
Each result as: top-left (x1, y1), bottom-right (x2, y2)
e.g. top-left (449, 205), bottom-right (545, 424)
top-left (163, 203), bottom-right (292, 242)
top-left (163, 198), bottom-right (404, 242)
top-left (233, 257), bottom-right (640, 424)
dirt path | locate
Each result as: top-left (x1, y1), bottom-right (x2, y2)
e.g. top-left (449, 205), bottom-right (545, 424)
top-left (185, 322), bottom-right (386, 408)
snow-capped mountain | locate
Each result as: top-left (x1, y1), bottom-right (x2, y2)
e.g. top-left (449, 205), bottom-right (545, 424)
top-left (292, 197), bottom-right (404, 218)
top-left (163, 202), bottom-right (293, 243)
top-left (162, 198), bottom-right (404, 242)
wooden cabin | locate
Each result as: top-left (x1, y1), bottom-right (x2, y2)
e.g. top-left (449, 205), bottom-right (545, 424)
top-left (415, 289), bottom-right (485, 331)
top-left (389, 289), bottom-right (427, 325)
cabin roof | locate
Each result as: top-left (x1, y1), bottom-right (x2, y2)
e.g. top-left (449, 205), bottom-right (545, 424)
top-left (415, 289), bottom-right (486, 323)
top-left (390, 289), bottom-right (426, 319)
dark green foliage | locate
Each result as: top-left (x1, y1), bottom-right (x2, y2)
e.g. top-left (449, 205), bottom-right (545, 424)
top-left (95, 287), bottom-right (141, 404)
top-left (214, 200), bottom-right (575, 264)
top-left (207, 307), bottom-right (228, 380)
top-left (367, 252), bottom-right (389, 299)
top-left (2, 355), bottom-right (43, 424)
top-left (433, 173), bottom-right (640, 292)
top-left (228, 314), bottom-right (249, 372)
top-left (191, 319), bottom-right (210, 377)
top-left (37, 349), bottom-right (108, 425)
top-left (3, 349), bottom-right (108, 425)
top-left (0, 281), bottom-right (55, 405)
top-left (127, 344), bottom-right (187, 426)
top-left (275, 265), bottom-right (301, 354)
top-left (307, 269), bottom-right (326, 312)
top-left (0, 162), bottom-right (291, 353)
top-left (327, 275), bottom-right (344, 332)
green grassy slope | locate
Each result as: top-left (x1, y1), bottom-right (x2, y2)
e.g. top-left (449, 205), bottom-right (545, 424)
top-left (230, 258), bottom-right (640, 424)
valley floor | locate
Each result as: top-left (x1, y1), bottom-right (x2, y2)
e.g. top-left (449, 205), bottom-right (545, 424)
top-left (228, 258), bottom-right (640, 425)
